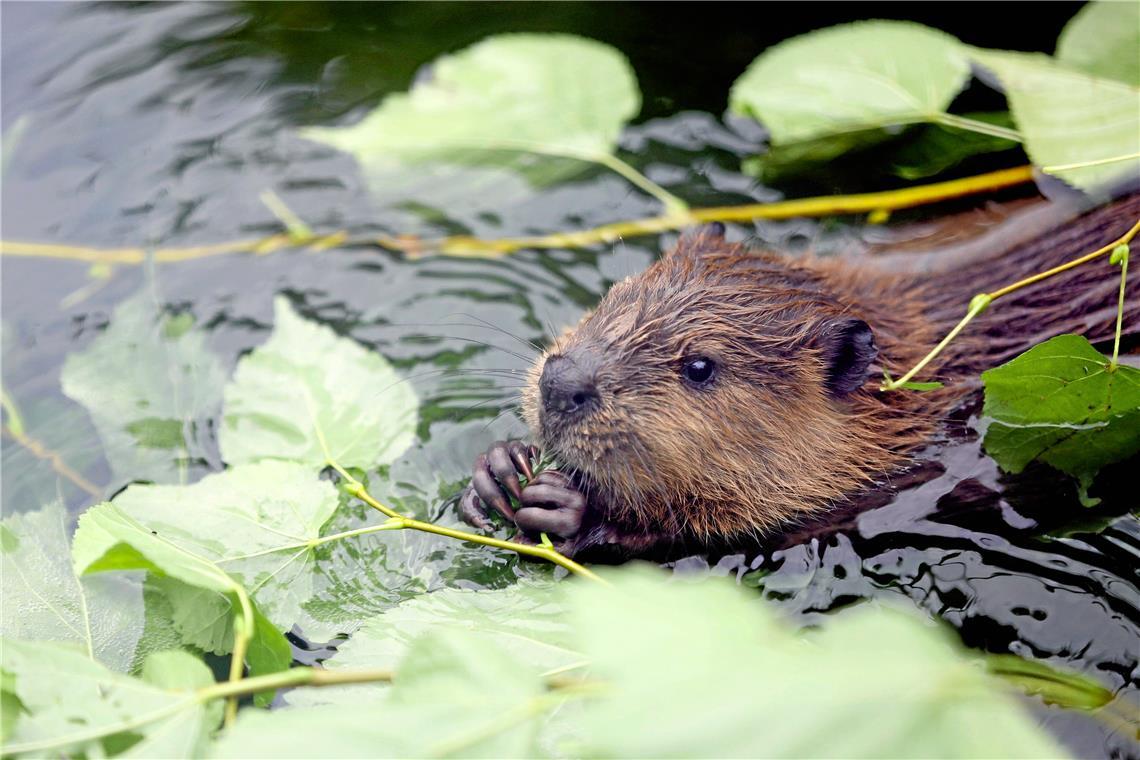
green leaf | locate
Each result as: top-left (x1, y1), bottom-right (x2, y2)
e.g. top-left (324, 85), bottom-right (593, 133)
top-left (332, 583), bottom-right (575, 672)
top-left (219, 296), bottom-right (418, 471)
top-left (888, 114), bottom-right (1019, 180)
top-left (301, 34), bottom-right (640, 199)
top-left (284, 582), bottom-right (577, 707)
top-left (1056, 0), bottom-right (1140, 86)
top-left (75, 461), bottom-right (337, 640)
top-left (1, 640), bottom-right (217, 758)
top-left (729, 21), bottom-right (972, 166)
top-left (211, 630), bottom-right (548, 758)
top-left (60, 291), bottom-right (224, 487)
top-left (970, 49), bottom-right (1140, 193)
top-left (0, 502), bottom-right (166, 673)
top-left (565, 567), bottom-right (1065, 758)
top-left (981, 334), bottom-right (1140, 496)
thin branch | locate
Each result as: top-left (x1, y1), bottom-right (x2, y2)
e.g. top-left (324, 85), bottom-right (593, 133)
top-left (882, 217), bottom-right (1140, 391)
top-left (0, 166), bottom-right (1036, 263)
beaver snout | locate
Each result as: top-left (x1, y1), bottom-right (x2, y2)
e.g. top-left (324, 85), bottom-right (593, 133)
top-left (540, 354), bottom-right (598, 418)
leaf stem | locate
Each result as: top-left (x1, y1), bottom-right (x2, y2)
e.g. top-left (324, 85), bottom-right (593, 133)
top-left (1110, 244), bottom-right (1130, 369)
top-left (324, 453), bottom-right (606, 584)
top-left (882, 218), bottom-right (1140, 390)
top-left (223, 587), bottom-right (256, 726)
top-left (259, 190), bottom-right (315, 243)
top-left (590, 151), bottom-right (691, 216)
top-left (933, 113), bottom-right (1023, 142)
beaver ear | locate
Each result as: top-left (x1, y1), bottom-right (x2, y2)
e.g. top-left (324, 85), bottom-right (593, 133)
top-left (667, 222), bottom-right (726, 259)
top-left (819, 318), bottom-right (877, 397)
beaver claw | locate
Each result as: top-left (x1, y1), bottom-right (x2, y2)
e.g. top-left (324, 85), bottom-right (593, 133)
top-left (459, 441), bottom-right (587, 549)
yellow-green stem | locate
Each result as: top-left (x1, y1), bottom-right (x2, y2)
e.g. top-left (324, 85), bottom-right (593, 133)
top-left (223, 589), bottom-right (256, 726)
top-left (883, 217), bottom-right (1140, 390)
top-left (0, 166), bottom-right (1035, 263)
top-left (1110, 244), bottom-right (1129, 369)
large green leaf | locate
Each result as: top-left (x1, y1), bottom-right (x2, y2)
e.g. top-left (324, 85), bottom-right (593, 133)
top-left (1056, 0), bottom-right (1140, 86)
top-left (301, 33), bottom-right (640, 196)
top-left (565, 567), bottom-right (1064, 758)
top-left (981, 334), bottom-right (1140, 498)
top-left (970, 49), bottom-right (1140, 193)
top-left (329, 583), bottom-right (576, 675)
top-left (283, 582), bottom-right (577, 707)
top-left (72, 495), bottom-right (293, 682)
top-left (729, 21), bottom-right (972, 166)
top-left (74, 461), bottom-right (336, 643)
top-left (1, 640), bottom-right (218, 758)
top-left (213, 567), bottom-right (1065, 758)
top-left (60, 292), bottom-right (224, 487)
top-left (211, 630), bottom-right (549, 758)
top-left (0, 502), bottom-right (171, 674)
top-left (219, 297), bottom-right (418, 471)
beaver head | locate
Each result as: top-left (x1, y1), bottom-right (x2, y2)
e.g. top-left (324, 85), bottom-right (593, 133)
top-left (519, 226), bottom-right (910, 538)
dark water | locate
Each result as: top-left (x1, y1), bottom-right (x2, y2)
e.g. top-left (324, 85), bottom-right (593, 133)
top-left (2, 2), bottom-right (1135, 758)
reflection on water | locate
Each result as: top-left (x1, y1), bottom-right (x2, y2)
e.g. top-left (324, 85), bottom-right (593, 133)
top-left (1, 2), bottom-right (1133, 757)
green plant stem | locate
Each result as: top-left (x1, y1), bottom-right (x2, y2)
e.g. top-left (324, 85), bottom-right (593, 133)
top-left (591, 151), bottom-right (691, 216)
top-left (223, 587), bottom-right (256, 727)
top-left (1110, 245), bottom-right (1129, 369)
top-left (934, 113), bottom-right (1023, 142)
top-left (883, 217), bottom-right (1140, 391)
top-left (259, 190), bottom-right (314, 242)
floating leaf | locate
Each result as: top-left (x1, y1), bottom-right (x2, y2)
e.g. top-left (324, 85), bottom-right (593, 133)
top-left (72, 492), bottom-right (294, 682)
top-left (60, 291), bottom-right (224, 487)
top-left (212, 630), bottom-right (548, 758)
top-left (301, 33), bottom-right (640, 199)
top-left (970, 49), bottom-right (1140, 193)
top-left (0, 502), bottom-right (156, 673)
top-left (317, 583), bottom-right (577, 696)
top-left (1056, 0), bottom-right (1140, 86)
top-left (729, 22), bottom-right (972, 167)
top-left (75, 461), bottom-right (337, 645)
top-left (219, 297), bottom-right (418, 471)
top-left (566, 567), bottom-right (1064, 758)
top-left (1, 640), bottom-right (218, 758)
top-left (981, 334), bottom-right (1140, 499)
top-left (214, 566), bottom-right (1065, 758)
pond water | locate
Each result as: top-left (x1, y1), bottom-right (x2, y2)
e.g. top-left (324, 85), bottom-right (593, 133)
top-left (2, 2), bottom-right (1135, 758)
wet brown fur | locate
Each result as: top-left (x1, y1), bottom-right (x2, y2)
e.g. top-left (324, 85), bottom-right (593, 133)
top-left (520, 194), bottom-right (1140, 548)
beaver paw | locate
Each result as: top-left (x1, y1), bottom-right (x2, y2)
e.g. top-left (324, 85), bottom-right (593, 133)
top-left (459, 441), bottom-right (586, 550)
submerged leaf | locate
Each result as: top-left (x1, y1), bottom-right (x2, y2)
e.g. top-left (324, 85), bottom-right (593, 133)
top-left (212, 630), bottom-right (548, 758)
top-left (0, 502), bottom-right (153, 673)
top-left (1055, 0), bottom-right (1140, 86)
top-left (981, 334), bottom-right (1140, 498)
top-left (301, 33), bottom-right (640, 199)
top-left (970, 49), bottom-right (1140, 193)
top-left (730, 21), bottom-right (971, 167)
top-left (75, 461), bottom-right (337, 640)
top-left (60, 292), bottom-right (224, 487)
top-left (1, 640), bottom-right (217, 758)
top-left (566, 567), bottom-right (1064, 758)
top-left (219, 297), bottom-right (418, 471)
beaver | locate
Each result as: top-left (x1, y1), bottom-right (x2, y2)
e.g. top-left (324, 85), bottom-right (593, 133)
top-left (458, 192), bottom-right (1140, 559)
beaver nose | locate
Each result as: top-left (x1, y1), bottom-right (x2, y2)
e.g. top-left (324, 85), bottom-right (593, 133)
top-left (540, 355), bottom-right (598, 417)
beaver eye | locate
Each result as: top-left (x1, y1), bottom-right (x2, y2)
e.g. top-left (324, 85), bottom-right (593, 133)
top-left (681, 357), bottom-right (716, 387)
